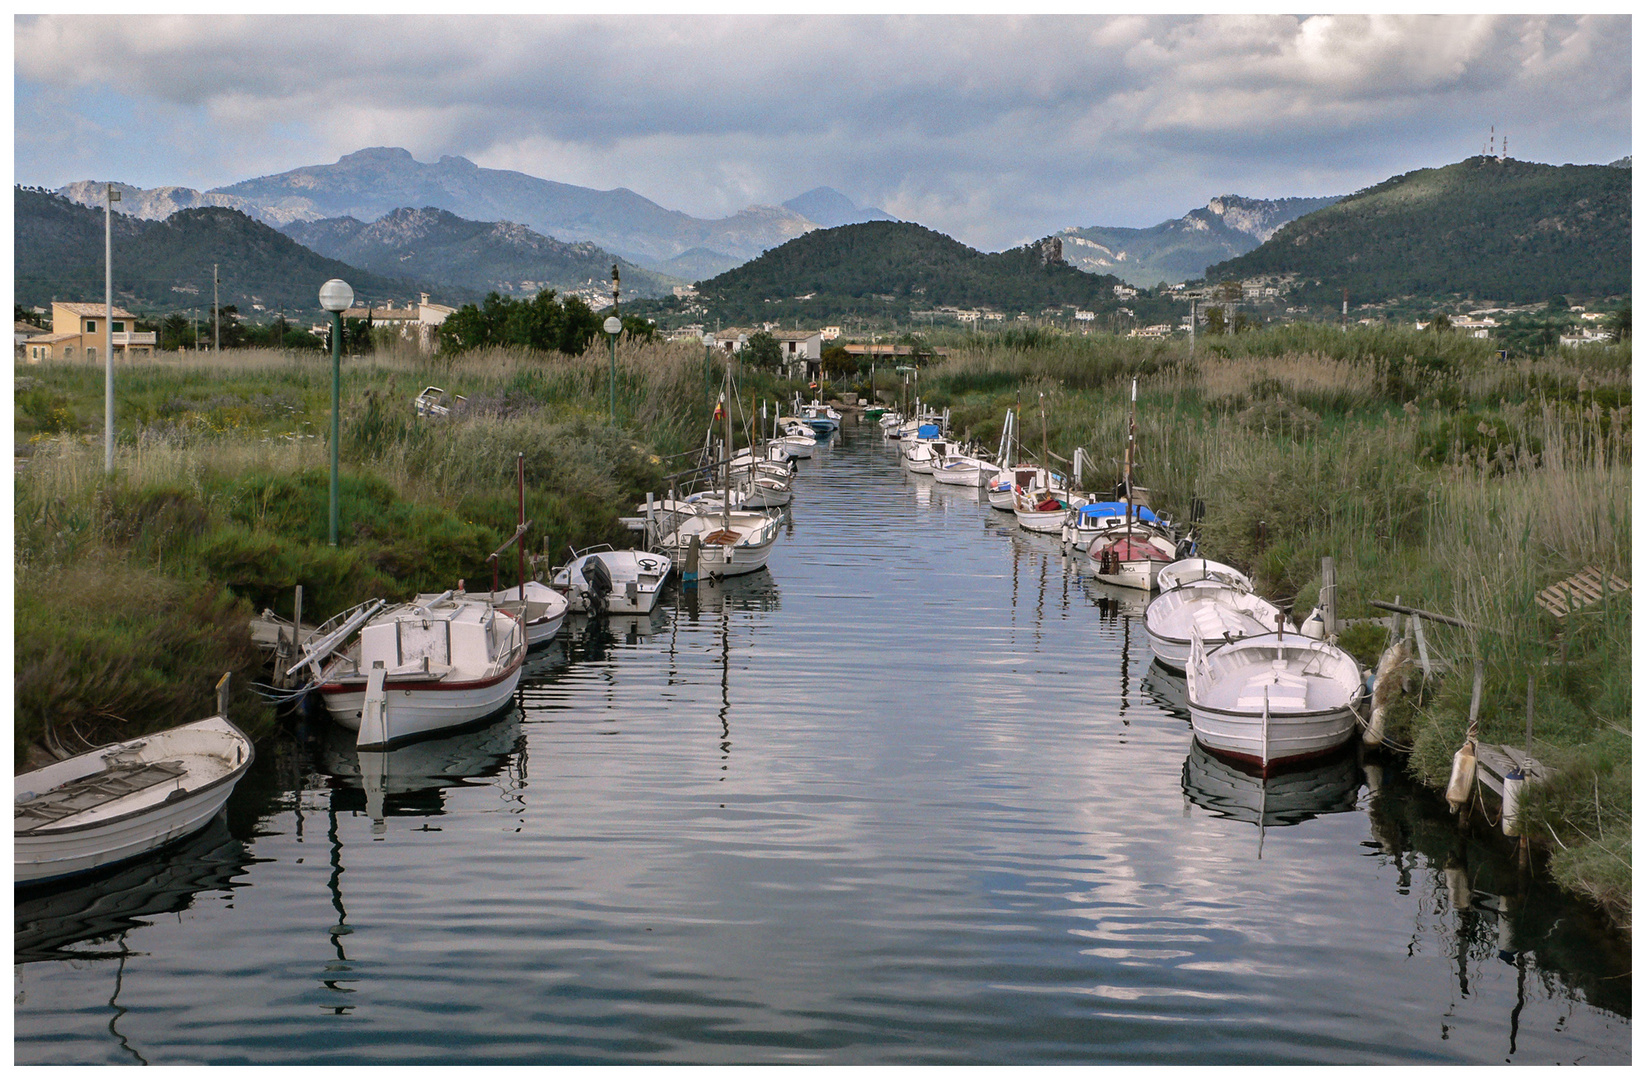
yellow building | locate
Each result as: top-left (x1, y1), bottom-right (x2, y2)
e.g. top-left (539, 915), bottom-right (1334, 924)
top-left (21, 302), bottom-right (157, 363)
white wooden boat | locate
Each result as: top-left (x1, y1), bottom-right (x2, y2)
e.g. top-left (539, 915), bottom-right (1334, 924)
top-left (1087, 528), bottom-right (1179, 591)
top-left (653, 505), bottom-right (781, 578)
top-left (1185, 630), bottom-right (1365, 770)
top-left (1158, 558), bottom-right (1255, 594)
top-left (440, 581), bottom-right (568, 648)
top-left (552, 546), bottom-right (672, 613)
top-left (1013, 483), bottom-right (1091, 534)
top-left (931, 453), bottom-right (1000, 487)
top-left (16, 716), bottom-right (255, 887)
top-left (414, 385), bottom-right (466, 418)
top-left (772, 418), bottom-right (817, 458)
top-left (317, 591), bottom-right (527, 749)
top-left (1145, 582), bottom-right (1293, 671)
top-left (1061, 500), bottom-right (1173, 549)
top-left (900, 425), bottom-right (947, 473)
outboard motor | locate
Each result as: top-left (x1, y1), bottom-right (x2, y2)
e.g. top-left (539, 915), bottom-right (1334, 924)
top-left (583, 556), bottom-right (613, 614)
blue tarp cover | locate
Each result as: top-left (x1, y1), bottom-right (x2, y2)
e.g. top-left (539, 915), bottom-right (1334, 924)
top-left (916, 424), bottom-right (941, 438)
top-left (1077, 501), bottom-right (1158, 522)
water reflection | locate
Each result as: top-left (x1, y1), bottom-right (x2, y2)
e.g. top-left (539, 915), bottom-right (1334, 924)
top-left (14, 814), bottom-right (249, 964)
top-left (1181, 740), bottom-right (1363, 829)
top-left (317, 711), bottom-right (526, 829)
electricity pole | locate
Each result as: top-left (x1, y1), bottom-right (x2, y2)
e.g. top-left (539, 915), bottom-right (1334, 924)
top-left (213, 264), bottom-right (220, 353)
top-left (104, 182), bottom-right (120, 474)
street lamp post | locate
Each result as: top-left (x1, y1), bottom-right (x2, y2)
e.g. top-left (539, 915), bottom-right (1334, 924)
top-left (603, 316), bottom-right (622, 423)
top-left (701, 333), bottom-right (715, 409)
top-left (104, 182), bottom-right (120, 474)
top-left (319, 278), bottom-right (354, 547)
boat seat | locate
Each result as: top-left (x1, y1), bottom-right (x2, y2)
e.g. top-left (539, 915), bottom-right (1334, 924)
top-left (15, 760), bottom-right (188, 831)
top-left (1236, 667), bottom-right (1309, 710)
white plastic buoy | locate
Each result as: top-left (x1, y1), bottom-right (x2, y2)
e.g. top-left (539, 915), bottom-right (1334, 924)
top-left (1300, 607), bottom-right (1326, 639)
top-left (1501, 768), bottom-right (1525, 836)
top-left (1445, 740), bottom-right (1477, 812)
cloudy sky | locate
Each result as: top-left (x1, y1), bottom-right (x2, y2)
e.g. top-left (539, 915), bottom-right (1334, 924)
top-left (13, 13), bottom-right (1632, 251)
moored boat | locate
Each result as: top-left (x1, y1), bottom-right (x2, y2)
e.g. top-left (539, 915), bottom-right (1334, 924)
top-left (16, 716), bottom-right (255, 887)
top-left (1087, 529), bottom-right (1179, 591)
top-left (1157, 558), bottom-right (1255, 594)
top-left (316, 591), bottom-right (527, 749)
top-left (1144, 582), bottom-right (1293, 671)
top-left (431, 581), bottom-right (568, 648)
top-left (1185, 629), bottom-right (1365, 770)
top-left (552, 545), bottom-right (673, 614)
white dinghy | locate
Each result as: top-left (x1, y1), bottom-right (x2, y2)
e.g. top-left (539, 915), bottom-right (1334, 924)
top-left (1145, 583), bottom-right (1293, 672)
top-left (1157, 558), bottom-right (1255, 594)
top-left (1185, 628), bottom-right (1364, 771)
top-left (552, 545), bottom-right (673, 613)
top-left (16, 715), bottom-right (255, 887)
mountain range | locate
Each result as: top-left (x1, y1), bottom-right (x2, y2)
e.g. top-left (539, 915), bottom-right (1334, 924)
top-left (279, 207), bottom-right (679, 302)
top-left (1055, 195), bottom-right (1342, 287)
top-left (14, 188), bottom-right (413, 316)
top-left (1204, 156), bottom-right (1631, 304)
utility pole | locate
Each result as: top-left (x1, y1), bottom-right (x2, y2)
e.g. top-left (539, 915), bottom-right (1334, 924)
top-left (104, 182), bottom-right (120, 474)
top-left (213, 264), bottom-right (220, 353)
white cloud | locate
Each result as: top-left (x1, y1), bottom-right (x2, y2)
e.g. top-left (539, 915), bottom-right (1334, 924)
top-left (14, 14), bottom-right (1630, 250)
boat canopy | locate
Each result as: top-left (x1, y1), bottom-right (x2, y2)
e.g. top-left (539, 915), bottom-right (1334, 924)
top-left (916, 424), bottom-right (941, 438)
top-left (1076, 501), bottom-right (1158, 523)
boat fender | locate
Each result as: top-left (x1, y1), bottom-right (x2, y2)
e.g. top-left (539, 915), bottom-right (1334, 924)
top-left (1365, 638), bottom-right (1414, 746)
top-left (1300, 607), bottom-right (1326, 640)
top-left (1445, 739), bottom-right (1477, 812)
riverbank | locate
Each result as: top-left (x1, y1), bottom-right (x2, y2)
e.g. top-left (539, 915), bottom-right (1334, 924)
top-left (14, 326), bottom-right (1629, 925)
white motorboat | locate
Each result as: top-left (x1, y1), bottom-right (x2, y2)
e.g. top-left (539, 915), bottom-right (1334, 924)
top-left (877, 410), bottom-right (905, 435)
top-left (931, 452), bottom-right (1000, 487)
top-left (552, 546), bottom-right (672, 614)
top-left (772, 418), bottom-right (817, 458)
top-left (799, 400), bottom-right (841, 433)
top-left (900, 424), bottom-right (947, 473)
top-left (1158, 558), bottom-right (1255, 594)
top-left (1185, 629), bottom-right (1365, 770)
top-left (1087, 528), bottom-right (1179, 591)
top-left (16, 716), bottom-right (255, 887)
top-left (316, 591), bottom-right (527, 749)
top-left (1013, 482), bottom-right (1092, 534)
top-left (432, 581), bottom-right (568, 648)
top-left (1145, 583), bottom-right (1293, 671)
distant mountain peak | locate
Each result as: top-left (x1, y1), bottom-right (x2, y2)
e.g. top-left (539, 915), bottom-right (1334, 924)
top-left (339, 146), bottom-right (419, 165)
top-left (783, 187), bottom-right (898, 229)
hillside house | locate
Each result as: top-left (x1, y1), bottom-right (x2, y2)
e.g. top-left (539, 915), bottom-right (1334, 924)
top-left (21, 302), bottom-right (156, 363)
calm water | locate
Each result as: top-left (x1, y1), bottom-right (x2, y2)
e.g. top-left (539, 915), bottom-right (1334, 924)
top-left (15, 422), bottom-right (1631, 1065)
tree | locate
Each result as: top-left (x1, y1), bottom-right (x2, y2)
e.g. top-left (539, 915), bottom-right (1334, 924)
top-left (160, 312), bottom-right (191, 351)
top-left (1203, 306), bottom-right (1227, 335)
top-left (1609, 304), bottom-right (1630, 342)
top-left (819, 343), bottom-right (857, 378)
top-left (742, 330), bottom-right (782, 370)
top-left (1428, 312), bottom-right (1452, 332)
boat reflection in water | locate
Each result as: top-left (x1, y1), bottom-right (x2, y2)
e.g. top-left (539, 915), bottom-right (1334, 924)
top-left (1142, 658), bottom-right (1191, 721)
top-left (15, 813), bottom-right (248, 964)
top-left (679, 566), bottom-right (780, 618)
top-left (1181, 739), bottom-right (1363, 831)
top-left (318, 711), bottom-right (525, 832)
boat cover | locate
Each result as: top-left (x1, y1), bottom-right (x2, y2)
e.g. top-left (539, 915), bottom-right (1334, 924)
top-left (1077, 501), bottom-right (1158, 523)
top-left (917, 424), bottom-right (940, 438)
top-left (1097, 537), bottom-right (1168, 560)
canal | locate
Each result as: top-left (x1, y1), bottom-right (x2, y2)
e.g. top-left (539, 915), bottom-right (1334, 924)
top-left (14, 419), bottom-right (1631, 1064)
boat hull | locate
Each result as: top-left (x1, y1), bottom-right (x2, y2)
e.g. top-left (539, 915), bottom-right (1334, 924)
top-left (1187, 704), bottom-right (1358, 769)
top-left (320, 663), bottom-right (523, 748)
top-left (15, 717), bottom-right (255, 887)
top-left (1184, 632), bottom-right (1364, 769)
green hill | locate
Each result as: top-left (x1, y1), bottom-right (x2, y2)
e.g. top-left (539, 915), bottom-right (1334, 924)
top-left (14, 187), bottom-right (424, 318)
top-left (1202, 157), bottom-right (1630, 305)
top-left (692, 221), bottom-right (1152, 325)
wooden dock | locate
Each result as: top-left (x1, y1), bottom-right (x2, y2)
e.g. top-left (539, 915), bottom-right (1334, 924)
top-left (1473, 743), bottom-right (1547, 797)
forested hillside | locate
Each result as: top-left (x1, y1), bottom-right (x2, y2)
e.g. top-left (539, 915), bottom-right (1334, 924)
top-left (1203, 157), bottom-right (1630, 304)
top-left (15, 187), bottom-right (414, 316)
top-left (693, 221), bottom-right (1137, 324)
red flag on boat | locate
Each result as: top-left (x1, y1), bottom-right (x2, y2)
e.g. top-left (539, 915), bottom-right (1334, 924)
top-left (713, 393), bottom-right (725, 421)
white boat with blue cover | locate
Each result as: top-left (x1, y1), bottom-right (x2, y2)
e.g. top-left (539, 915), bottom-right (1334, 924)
top-left (1061, 500), bottom-right (1172, 548)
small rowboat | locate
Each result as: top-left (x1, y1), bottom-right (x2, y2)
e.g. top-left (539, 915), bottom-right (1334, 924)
top-left (16, 716), bottom-right (255, 887)
top-left (1157, 558), bottom-right (1254, 594)
top-left (1185, 630), bottom-right (1364, 770)
top-left (1145, 582), bottom-right (1292, 671)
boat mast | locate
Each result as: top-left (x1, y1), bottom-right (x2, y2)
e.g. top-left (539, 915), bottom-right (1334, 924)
top-left (1125, 379), bottom-right (1136, 540)
top-left (723, 357), bottom-right (734, 535)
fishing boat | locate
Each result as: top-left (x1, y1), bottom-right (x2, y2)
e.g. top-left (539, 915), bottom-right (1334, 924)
top-left (1087, 529), bottom-right (1179, 591)
top-left (16, 715), bottom-right (255, 887)
top-left (772, 417), bottom-right (817, 458)
top-left (314, 591), bottom-right (527, 750)
top-left (1157, 558), bottom-right (1255, 594)
top-left (1061, 500), bottom-right (1171, 548)
top-left (552, 546), bottom-right (673, 614)
top-left (1144, 582), bottom-right (1294, 672)
top-left (432, 581), bottom-right (567, 647)
top-left (931, 451), bottom-right (999, 487)
top-left (1185, 628), bottom-right (1365, 770)
top-left (901, 424), bottom-right (947, 473)
top-left (799, 400), bottom-right (841, 433)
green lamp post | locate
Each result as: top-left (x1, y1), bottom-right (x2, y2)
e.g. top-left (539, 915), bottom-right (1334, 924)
top-left (701, 332), bottom-right (715, 408)
top-left (319, 278), bottom-right (354, 546)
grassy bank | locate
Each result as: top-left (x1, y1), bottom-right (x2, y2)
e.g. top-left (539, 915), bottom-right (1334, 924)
top-left (15, 338), bottom-right (799, 765)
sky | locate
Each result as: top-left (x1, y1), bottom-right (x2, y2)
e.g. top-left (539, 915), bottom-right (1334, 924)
top-left (12, 13), bottom-right (1633, 252)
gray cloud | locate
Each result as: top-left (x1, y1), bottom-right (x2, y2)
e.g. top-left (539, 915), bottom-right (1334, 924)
top-left (14, 14), bottom-right (1630, 251)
